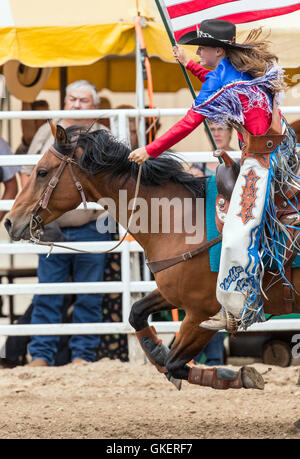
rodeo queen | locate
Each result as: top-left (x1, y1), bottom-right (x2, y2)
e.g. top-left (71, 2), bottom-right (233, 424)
top-left (129, 19), bottom-right (299, 331)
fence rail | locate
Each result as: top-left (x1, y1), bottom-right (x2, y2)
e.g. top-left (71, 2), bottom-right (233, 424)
top-left (0, 318), bottom-right (298, 337)
top-left (0, 107), bottom-right (299, 348)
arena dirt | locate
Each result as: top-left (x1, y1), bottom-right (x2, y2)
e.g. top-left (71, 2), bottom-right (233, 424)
top-left (0, 360), bottom-right (300, 439)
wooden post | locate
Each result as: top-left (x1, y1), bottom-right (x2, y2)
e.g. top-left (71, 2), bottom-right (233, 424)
top-left (59, 67), bottom-right (67, 110)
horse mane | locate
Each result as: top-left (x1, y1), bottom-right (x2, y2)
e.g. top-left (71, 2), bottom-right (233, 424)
top-left (60, 126), bottom-right (206, 198)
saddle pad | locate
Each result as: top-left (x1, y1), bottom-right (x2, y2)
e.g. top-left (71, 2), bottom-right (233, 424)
top-left (206, 176), bottom-right (222, 272)
top-left (205, 175), bottom-right (300, 272)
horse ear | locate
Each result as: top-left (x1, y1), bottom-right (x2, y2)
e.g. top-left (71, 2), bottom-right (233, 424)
top-left (48, 120), bottom-right (57, 138)
top-left (56, 125), bottom-right (69, 145)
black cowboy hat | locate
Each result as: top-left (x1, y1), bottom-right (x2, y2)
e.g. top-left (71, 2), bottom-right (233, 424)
top-left (178, 19), bottom-right (253, 49)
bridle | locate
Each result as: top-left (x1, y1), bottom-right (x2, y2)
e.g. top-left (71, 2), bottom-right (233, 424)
top-left (29, 144), bottom-right (87, 243)
top-left (29, 142), bottom-right (142, 256)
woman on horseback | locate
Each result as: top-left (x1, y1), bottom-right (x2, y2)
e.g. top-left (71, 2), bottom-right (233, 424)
top-left (129, 19), bottom-right (298, 331)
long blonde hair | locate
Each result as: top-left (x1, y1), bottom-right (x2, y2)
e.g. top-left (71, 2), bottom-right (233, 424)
top-left (225, 28), bottom-right (286, 94)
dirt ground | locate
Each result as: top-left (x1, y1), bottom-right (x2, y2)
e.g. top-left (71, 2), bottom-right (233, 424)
top-left (0, 359), bottom-right (300, 440)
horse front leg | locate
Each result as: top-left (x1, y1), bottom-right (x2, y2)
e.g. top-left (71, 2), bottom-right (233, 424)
top-left (129, 289), bottom-right (181, 386)
top-left (165, 316), bottom-right (265, 391)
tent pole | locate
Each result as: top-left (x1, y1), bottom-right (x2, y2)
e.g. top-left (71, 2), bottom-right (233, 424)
top-left (59, 67), bottom-right (68, 110)
top-left (135, 31), bottom-right (146, 147)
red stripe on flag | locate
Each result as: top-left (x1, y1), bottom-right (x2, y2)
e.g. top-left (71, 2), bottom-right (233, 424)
top-left (173, 4), bottom-right (300, 41)
top-left (167, 0), bottom-right (238, 19)
top-left (218, 5), bottom-right (300, 24)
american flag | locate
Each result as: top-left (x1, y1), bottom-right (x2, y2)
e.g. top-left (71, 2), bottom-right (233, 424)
top-left (157, 0), bottom-right (300, 41)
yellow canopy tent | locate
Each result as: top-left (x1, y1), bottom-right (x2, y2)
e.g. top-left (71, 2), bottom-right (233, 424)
top-left (0, 0), bottom-right (201, 93)
top-left (0, 0), bottom-right (299, 94)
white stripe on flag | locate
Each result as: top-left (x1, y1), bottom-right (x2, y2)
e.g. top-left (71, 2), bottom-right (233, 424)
top-left (157, 0), bottom-right (175, 38)
top-left (164, 0), bottom-right (192, 6)
top-left (170, 0), bottom-right (300, 31)
top-left (0, 0), bottom-right (14, 27)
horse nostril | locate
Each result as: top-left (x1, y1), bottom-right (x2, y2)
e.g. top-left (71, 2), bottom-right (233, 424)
top-left (4, 218), bottom-right (12, 235)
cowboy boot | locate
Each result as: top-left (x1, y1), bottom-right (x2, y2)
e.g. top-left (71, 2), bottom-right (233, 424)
top-left (199, 307), bottom-right (239, 334)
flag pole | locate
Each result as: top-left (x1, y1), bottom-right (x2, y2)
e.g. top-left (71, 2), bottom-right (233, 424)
top-left (154, 0), bottom-right (220, 157)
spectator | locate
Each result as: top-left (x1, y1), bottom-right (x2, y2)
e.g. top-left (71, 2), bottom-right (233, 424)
top-left (193, 333), bottom-right (225, 366)
top-left (115, 104), bottom-right (139, 149)
top-left (15, 100), bottom-right (49, 155)
top-left (115, 104), bottom-right (162, 150)
top-left (98, 96), bottom-right (112, 130)
top-left (189, 122), bottom-right (234, 177)
top-left (0, 138), bottom-right (20, 222)
top-left (32, 100), bottom-right (50, 131)
top-left (21, 80), bottom-right (111, 367)
top-left (204, 121), bottom-right (234, 175)
top-left (97, 241), bottom-right (128, 362)
top-left (189, 162), bottom-right (204, 178)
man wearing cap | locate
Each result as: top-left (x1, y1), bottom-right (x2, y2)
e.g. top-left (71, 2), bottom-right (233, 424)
top-left (21, 80), bottom-right (111, 367)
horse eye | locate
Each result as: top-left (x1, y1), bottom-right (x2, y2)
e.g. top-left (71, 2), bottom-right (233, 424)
top-left (37, 169), bottom-right (48, 178)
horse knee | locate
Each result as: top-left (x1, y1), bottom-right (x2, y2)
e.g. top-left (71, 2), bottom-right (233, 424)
top-left (129, 299), bottom-right (147, 331)
top-left (128, 301), bottom-right (139, 329)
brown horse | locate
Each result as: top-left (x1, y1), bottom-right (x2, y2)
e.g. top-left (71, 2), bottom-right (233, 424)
top-left (5, 124), bottom-right (299, 390)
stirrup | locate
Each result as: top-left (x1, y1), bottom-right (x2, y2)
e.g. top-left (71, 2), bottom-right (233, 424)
top-left (199, 308), bottom-right (239, 334)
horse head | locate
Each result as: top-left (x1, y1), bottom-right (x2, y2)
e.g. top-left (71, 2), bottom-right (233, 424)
top-left (5, 122), bottom-right (88, 241)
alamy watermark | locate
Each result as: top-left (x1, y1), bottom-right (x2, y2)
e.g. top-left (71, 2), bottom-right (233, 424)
top-left (96, 192), bottom-right (205, 244)
top-left (291, 334), bottom-right (300, 359)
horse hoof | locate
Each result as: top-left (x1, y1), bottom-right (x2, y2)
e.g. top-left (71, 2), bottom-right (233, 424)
top-left (165, 373), bottom-right (182, 391)
top-left (170, 376), bottom-right (182, 391)
top-left (241, 366), bottom-right (265, 390)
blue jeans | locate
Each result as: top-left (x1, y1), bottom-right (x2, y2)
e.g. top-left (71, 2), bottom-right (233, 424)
top-left (194, 333), bottom-right (225, 366)
top-left (29, 220), bottom-right (110, 365)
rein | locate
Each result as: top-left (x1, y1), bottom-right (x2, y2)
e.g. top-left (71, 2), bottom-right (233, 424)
top-left (29, 142), bottom-right (219, 271)
top-left (29, 144), bottom-right (143, 257)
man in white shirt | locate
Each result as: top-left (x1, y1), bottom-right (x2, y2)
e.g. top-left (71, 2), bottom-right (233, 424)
top-left (22, 81), bottom-right (111, 367)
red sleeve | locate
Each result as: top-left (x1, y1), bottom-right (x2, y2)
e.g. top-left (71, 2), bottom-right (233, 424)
top-left (186, 60), bottom-right (210, 82)
top-left (237, 94), bottom-right (273, 143)
top-left (146, 109), bottom-right (205, 158)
